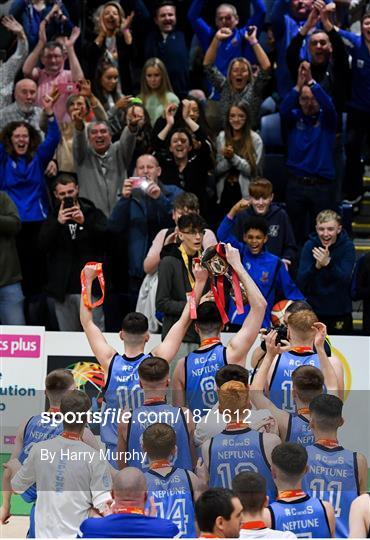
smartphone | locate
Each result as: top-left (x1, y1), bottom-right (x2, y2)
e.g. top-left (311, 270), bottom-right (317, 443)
top-left (63, 196), bottom-right (75, 208)
top-left (247, 26), bottom-right (254, 35)
top-left (57, 82), bottom-right (79, 95)
top-left (131, 177), bottom-right (149, 191)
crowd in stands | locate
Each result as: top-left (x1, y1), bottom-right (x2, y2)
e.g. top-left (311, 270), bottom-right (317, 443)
top-left (0, 0), bottom-right (370, 335)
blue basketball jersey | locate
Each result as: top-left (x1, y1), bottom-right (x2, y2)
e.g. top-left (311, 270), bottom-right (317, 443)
top-left (20, 413), bottom-right (63, 465)
top-left (208, 427), bottom-right (276, 500)
top-left (145, 467), bottom-right (196, 538)
top-left (126, 402), bottom-right (192, 471)
top-left (269, 351), bottom-right (321, 412)
top-left (185, 343), bottom-right (227, 416)
top-left (101, 352), bottom-right (150, 447)
top-left (19, 413), bottom-right (63, 538)
top-left (286, 413), bottom-right (314, 447)
top-left (269, 495), bottom-right (331, 537)
top-left (302, 443), bottom-right (360, 538)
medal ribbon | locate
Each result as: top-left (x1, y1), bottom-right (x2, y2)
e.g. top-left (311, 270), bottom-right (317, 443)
top-left (113, 506), bottom-right (145, 515)
top-left (80, 262), bottom-right (105, 309)
top-left (200, 337), bottom-right (221, 347)
top-left (61, 431), bottom-right (80, 441)
top-left (277, 489), bottom-right (306, 500)
top-left (227, 422), bottom-right (246, 430)
top-left (316, 438), bottom-right (339, 448)
top-left (143, 397), bottom-right (166, 405)
top-left (298, 407), bottom-right (311, 415)
top-left (291, 347), bottom-right (313, 353)
top-left (240, 521), bottom-right (267, 530)
top-left (150, 459), bottom-right (171, 469)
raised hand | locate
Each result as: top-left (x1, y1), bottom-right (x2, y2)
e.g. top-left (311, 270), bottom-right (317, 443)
top-left (312, 246), bottom-right (331, 268)
top-left (1, 16), bottom-right (25, 37)
top-left (223, 144), bottom-right (234, 159)
top-left (146, 181), bottom-right (161, 200)
top-left (312, 321), bottom-right (327, 350)
top-left (296, 61), bottom-right (310, 91)
top-left (122, 178), bottom-right (133, 199)
top-left (78, 79), bottom-right (92, 98)
top-left (165, 102), bottom-right (177, 126)
top-left (126, 105), bottom-right (145, 130)
top-left (229, 198), bottom-right (251, 217)
top-left (224, 243), bottom-right (242, 269)
top-left (115, 95), bottom-right (133, 110)
top-left (39, 19), bottom-right (47, 45)
top-left (65, 27), bottom-right (81, 48)
top-left (244, 25), bottom-right (257, 43)
top-left (193, 262), bottom-right (209, 284)
top-left (181, 99), bottom-right (191, 120)
top-left (122, 11), bottom-right (135, 30)
top-left (215, 27), bottom-right (233, 41)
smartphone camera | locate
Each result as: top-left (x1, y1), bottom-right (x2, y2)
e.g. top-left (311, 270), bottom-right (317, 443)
top-left (63, 196), bottom-right (75, 208)
top-left (131, 177), bottom-right (149, 192)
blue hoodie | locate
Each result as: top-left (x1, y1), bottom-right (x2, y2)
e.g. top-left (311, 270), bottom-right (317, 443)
top-left (297, 230), bottom-right (355, 316)
top-left (217, 215), bottom-right (304, 327)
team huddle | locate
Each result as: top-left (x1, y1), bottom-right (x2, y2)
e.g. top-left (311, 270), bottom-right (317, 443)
top-left (1, 245), bottom-right (369, 538)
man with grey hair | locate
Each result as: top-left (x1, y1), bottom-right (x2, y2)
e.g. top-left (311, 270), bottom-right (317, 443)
top-left (78, 467), bottom-right (180, 538)
top-left (188, 0), bottom-right (266, 93)
top-left (0, 79), bottom-right (42, 132)
top-left (72, 106), bottom-right (142, 216)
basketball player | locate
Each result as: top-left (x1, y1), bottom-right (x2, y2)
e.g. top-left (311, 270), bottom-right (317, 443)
top-left (172, 244), bottom-right (267, 414)
top-left (80, 262), bottom-right (208, 466)
top-left (195, 488), bottom-right (243, 538)
top-left (142, 423), bottom-right (202, 538)
top-left (194, 364), bottom-right (277, 448)
top-left (302, 394), bottom-right (368, 538)
top-left (268, 443), bottom-right (335, 538)
top-left (263, 310), bottom-right (344, 412)
top-left (0, 370), bottom-right (97, 533)
top-left (9, 391), bottom-right (112, 538)
top-left (250, 301), bottom-right (339, 381)
top-left (349, 494), bottom-right (370, 538)
top-left (117, 356), bottom-right (195, 470)
top-left (78, 467), bottom-right (179, 538)
top-left (250, 325), bottom-right (338, 444)
top-left (201, 381), bottom-right (281, 499)
top-left (232, 471), bottom-right (296, 538)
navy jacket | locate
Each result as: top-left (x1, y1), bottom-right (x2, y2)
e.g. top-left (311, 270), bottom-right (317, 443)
top-left (107, 184), bottom-right (181, 280)
top-left (280, 83), bottom-right (337, 180)
top-left (232, 203), bottom-right (297, 263)
top-left (297, 230), bottom-right (355, 316)
top-left (143, 28), bottom-right (189, 97)
top-left (217, 215), bottom-right (304, 328)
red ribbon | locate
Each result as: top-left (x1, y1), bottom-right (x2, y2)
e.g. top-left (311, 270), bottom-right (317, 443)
top-left (80, 262), bottom-right (105, 309)
top-left (211, 280), bottom-right (229, 324)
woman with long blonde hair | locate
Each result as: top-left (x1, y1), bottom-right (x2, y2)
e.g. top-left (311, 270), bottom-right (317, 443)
top-left (139, 58), bottom-right (179, 125)
top-left (83, 1), bottom-right (134, 93)
top-left (215, 102), bottom-right (263, 212)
